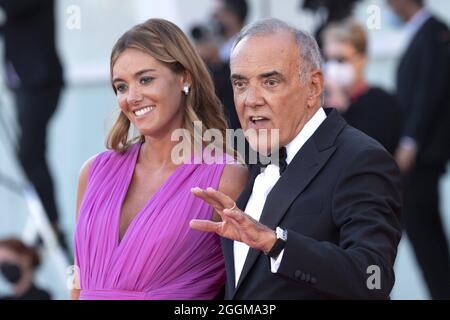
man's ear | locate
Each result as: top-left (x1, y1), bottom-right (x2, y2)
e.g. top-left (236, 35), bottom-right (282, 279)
top-left (307, 70), bottom-right (324, 108)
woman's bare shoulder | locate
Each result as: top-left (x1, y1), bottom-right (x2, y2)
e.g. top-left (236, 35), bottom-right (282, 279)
top-left (76, 155), bottom-right (98, 221)
top-left (218, 163), bottom-right (249, 201)
top-left (78, 155), bottom-right (98, 184)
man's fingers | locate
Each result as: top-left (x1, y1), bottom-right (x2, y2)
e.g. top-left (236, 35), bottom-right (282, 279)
top-left (204, 187), bottom-right (236, 210)
top-left (223, 207), bottom-right (246, 223)
top-left (190, 219), bottom-right (222, 234)
top-left (191, 187), bottom-right (224, 210)
top-left (191, 187), bottom-right (235, 213)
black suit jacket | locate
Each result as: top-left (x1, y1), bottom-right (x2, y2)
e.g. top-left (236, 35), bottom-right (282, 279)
top-left (0, 0), bottom-right (63, 88)
top-left (222, 108), bottom-right (402, 299)
top-left (342, 87), bottom-right (402, 155)
top-left (396, 16), bottom-right (450, 165)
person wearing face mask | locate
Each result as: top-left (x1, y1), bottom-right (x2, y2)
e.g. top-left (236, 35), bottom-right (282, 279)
top-left (322, 19), bottom-right (402, 155)
top-left (211, 0), bottom-right (249, 63)
top-left (0, 238), bottom-right (50, 300)
top-left (386, 0), bottom-right (450, 300)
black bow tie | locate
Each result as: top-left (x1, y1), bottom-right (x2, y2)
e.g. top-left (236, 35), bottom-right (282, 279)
top-left (259, 147), bottom-right (288, 175)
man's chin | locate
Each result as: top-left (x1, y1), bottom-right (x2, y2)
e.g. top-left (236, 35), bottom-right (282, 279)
top-left (247, 140), bottom-right (279, 157)
top-left (245, 129), bottom-right (281, 156)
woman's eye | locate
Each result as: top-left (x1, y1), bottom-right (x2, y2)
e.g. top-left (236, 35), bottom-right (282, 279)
top-left (116, 84), bottom-right (127, 93)
top-left (140, 76), bottom-right (154, 85)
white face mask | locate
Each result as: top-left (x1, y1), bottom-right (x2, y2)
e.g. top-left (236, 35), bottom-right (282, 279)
top-left (324, 61), bottom-right (355, 88)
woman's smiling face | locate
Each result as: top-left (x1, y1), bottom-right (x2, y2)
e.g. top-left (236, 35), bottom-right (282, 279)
top-left (112, 48), bottom-right (188, 139)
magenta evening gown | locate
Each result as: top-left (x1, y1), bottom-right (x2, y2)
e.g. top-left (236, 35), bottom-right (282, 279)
top-left (75, 143), bottom-right (227, 299)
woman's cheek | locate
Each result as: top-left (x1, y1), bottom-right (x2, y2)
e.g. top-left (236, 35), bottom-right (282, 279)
top-left (118, 96), bottom-right (128, 112)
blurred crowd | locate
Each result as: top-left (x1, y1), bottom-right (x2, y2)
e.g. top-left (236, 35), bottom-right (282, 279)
top-left (0, 0), bottom-right (449, 299)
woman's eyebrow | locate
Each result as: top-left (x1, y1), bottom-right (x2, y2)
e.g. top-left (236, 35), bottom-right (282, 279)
top-left (112, 68), bottom-right (157, 83)
top-left (135, 68), bottom-right (156, 76)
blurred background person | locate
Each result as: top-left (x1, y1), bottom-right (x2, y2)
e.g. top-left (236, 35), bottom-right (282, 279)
top-left (191, 0), bottom-right (252, 163)
top-left (387, 0), bottom-right (450, 299)
top-left (322, 19), bottom-right (402, 154)
top-left (190, 24), bottom-right (239, 131)
top-left (0, 238), bottom-right (51, 300)
top-left (301, 0), bottom-right (361, 49)
top-left (0, 0), bottom-right (69, 256)
top-left (191, 0), bottom-right (249, 129)
top-left (212, 0), bottom-right (249, 62)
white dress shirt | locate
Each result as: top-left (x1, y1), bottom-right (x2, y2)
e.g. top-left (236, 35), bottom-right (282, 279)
top-left (234, 108), bottom-right (327, 286)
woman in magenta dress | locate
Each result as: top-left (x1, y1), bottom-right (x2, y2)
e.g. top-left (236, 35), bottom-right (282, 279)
top-left (72, 18), bottom-right (248, 300)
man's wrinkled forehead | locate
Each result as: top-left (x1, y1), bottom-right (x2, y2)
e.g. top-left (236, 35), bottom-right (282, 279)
top-left (230, 31), bottom-right (299, 75)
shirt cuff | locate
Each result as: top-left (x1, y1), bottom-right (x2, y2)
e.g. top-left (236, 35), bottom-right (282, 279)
top-left (270, 249), bottom-right (285, 273)
top-left (400, 136), bottom-right (418, 150)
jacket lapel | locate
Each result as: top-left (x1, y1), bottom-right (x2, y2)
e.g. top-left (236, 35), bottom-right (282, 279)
top-left (232, 108), bottom-right (346, 297)
top-left (398, 18), bottom-right (433, 82)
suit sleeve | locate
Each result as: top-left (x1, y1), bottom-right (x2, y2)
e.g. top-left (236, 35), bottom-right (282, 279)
top-left (402, 28), bottom-right (450, 146)
top-left (276, 148), bottom-right (402, 299)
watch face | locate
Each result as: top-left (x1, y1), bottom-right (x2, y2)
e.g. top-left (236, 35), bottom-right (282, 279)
top-left (267, 228), bottom-right (288, 258)
top-left (276, 227), bottom-right (287, 241)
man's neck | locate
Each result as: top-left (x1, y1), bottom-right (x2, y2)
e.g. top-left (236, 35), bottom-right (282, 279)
top-left (405, 4), bottom-right (424, 22)
top-left (284, 107), bottom-right (327, 164)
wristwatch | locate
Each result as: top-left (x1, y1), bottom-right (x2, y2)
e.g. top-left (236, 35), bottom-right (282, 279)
top-left (266, 227), bottom-right (288, 258)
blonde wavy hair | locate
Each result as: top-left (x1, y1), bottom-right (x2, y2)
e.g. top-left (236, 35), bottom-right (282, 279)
top-left (107, 18), bottom-right (236, 160)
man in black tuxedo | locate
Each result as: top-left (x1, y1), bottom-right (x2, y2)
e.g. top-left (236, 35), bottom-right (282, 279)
top-left (387, 0), bottom-right (450, 299)
top-left (191, 18), bottom-right (402, 299)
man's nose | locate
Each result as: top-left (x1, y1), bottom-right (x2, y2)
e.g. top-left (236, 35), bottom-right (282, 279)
top-left (244, 85), bottom-right (264, 109)
top-left (127, 86), bottom-right (143, 105)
